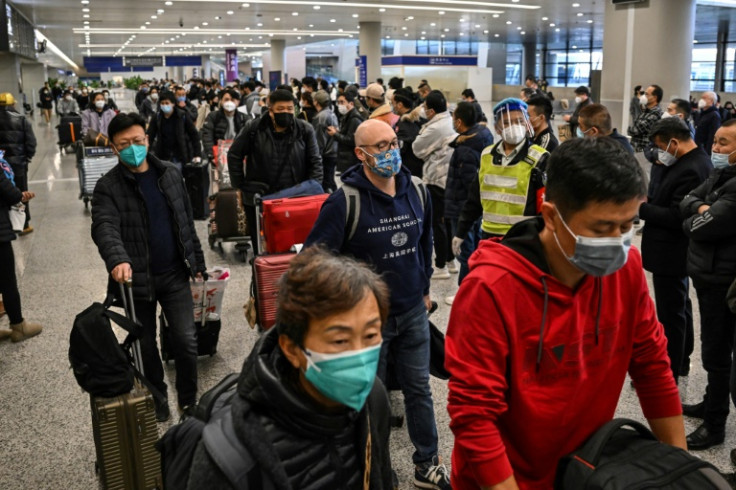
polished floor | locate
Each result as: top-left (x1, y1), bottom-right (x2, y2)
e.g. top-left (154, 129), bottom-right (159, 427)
top-left (0, 93), bottom-right (734, 489)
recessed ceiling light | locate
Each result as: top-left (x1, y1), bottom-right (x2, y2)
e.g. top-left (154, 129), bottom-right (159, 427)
top-left (506, 20), bottom-right (512, 24)
top-left (555, 28), bottom-right (560, 31)
top-left (292, 11), bottom-right (298, 15)
top-left (549, 23), bottom-right (555, 26)
top-left (421, 31), bottom-right (426, 34)
top-left (81, 0), bottom-right (89, 4)
top-left (586, 19), bottom-right (593, 23)
top-left (83, 14), bottom-right (89, 18)
top-left (444, 28), bottom-right (450, 32)
top-left (420, 36), bottom-right (425, 40)
top-left (297, 36), bottom-right (302, 39)
top-left (402, 26), bottom-right (407, 30)
top-left (82, 7), bottom-right (89, 12)
top-left (404, 33), bottom-right (409, 37)
top-left (542, 16), bottom-right (548, 20)
top-left (517, 26), bottom-right (522, 30)
top-left (379, 8), bottom-right (386, 12)
top-left (572, 2), bottom-right (580, 7)
top-left (292, 27), bottom-right (297, 31)
top-left (313, 5), bottom-right (320, 9)
top-left (338, 28), bottom-right (343, 32)
top-left (309, 24), bottom-right (314, 27)
top-left (151, 15), bottom-right (157, 19)
top-left (227, 10), bottom-right (234, 14)
top-left (577, 12), bottom-right (583, 16)
top-left (475, 24), bottom-right (480, 28)
top-left (693, 39), bottom-right (699, 43)
top-left (330, 18), bottom-right (336, 22)
top-left (440, 34), bottom-right (445, 38)
top-left (215, 16), bottom-right (221, 20)
top-left (194, 26), bottom-right (199, 29)
top-left (145, 21), bottom-right (150, 25)
top-left (572, 45), bottom-right (577, 49)
top-left (492, 14), bottom-right (500, 18)
top-left (385, 35), bottom-right (390, 39)
top-left (439, 10), bottom-right (445, 15)
top-left (257, 22), bottom-right (263, 26)
top-left (274, 17), bottom-right (280, 21)
top-left (157, 9), bottom-right (165, 14)
top-left (483, 29), bottom-right (489, 34)
top-left (202, 21), bottom-right (208, 25)
top-left (430, 22), bottom-right (436, 26)
top-left (242, 2), bottom-right (249, 6)
top-left (165, 1), bottom-right (173, 5)
top-left (520, 31), bottom-right (525, 34)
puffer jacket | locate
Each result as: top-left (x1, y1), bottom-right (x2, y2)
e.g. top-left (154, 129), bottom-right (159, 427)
top-left (228, 113), bottom-right (323, 197)
top-left (140, 97), bottom-right (158, 121)
top-left (312, 107), bottom-right (338, 159)
top-left (147, 108), bottom-right (202, 163)
top-left (81, 108), bottom-right (117, 137)
top-left (681, 164), bottom-right (736, 288)
top-left (186, 328), bottom-right (393, 490)
top-left (412, 111), bottom-right (456, 189)
top-left (0, 106), bottom-right (36, 175)
top-left (334, 107), bottom-right (364, 172)
top-left (200, 109), bottom-right (247, 159)
top-left (396, 110), bottom-right (424, 178)
top-left (445, 124), bottom-right (494, 220)
top-left (369, 103), bottom-right (399, 129)
top-left (0, 163), bottom-right (22, 242)
top-left (90, 154), bottom-right (206, 301)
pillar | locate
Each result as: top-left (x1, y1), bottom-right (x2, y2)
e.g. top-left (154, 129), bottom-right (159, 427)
top-left (714, 20), bottom-right (729, 92)
top-left (522, 40), bottom-right (537, 83)
top-left (202, 55), bottom-right (212, 79)
top-left (359, 21), bottom-right (381, 85)
top-left (270, 39), bottom-right (285, 74)
top-left (20, 62), bottom-right (47, 107)
top-left (0, 53), bottom-right (22, 109)
top-left (600, 0), bottom-right (696, 133)
top-left (486, 42), bottom-right (507, 85)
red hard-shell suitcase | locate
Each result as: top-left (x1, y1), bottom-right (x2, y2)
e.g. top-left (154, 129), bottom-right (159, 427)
top-left (261, 194), bottom-right (328, 254)
top-left (253, 253), bottom-right (295, 331)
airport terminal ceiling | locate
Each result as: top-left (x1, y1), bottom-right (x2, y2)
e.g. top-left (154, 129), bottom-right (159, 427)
top-left (6, 0), bottom-right (736, 70)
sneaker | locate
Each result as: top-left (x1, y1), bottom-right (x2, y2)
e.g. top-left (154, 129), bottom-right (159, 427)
top-left (433, 267), bottom-right (451, 280)
top-left (444, 295), bottom-right (455, 306)
top-left (414, 456), bottom-right (451, 489)
top-left (447, 260), bottom-right (459, 274)
top-left (154, 398), bottom-right (171, 423)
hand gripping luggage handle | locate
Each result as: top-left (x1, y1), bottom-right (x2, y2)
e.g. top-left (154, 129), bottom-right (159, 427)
top-left (119, 281), bottom-right (145, 376)
top-left (579, 418), bottom-right (657, 466)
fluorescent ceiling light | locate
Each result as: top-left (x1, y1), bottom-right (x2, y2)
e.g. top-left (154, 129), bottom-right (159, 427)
top-left (168, 0), bottom-right (523, 14)
top-left (74, 27), bottom-right (357, 36)
top-left (35, 29), bottom-right (79, 70)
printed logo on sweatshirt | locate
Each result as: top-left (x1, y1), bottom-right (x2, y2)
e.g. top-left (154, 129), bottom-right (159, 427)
top-left (391, 232), bottom-right (408, 247)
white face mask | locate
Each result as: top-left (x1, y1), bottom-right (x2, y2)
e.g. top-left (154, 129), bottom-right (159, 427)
top-left (660, 111), bottom-right (673, 119)
top-left (419, 106), bottom-right (427, 119)
top-left (299, 101), bottom-right (306, 109)
top-left (337, 104), bottom-right (348, 115)
top-left (501, 124), bottom-right (527, 145)
top-left (150, 93), bottom-right (159, 101)
top-left (698, 99), bottom-right (707, 110)
top-left (64, 95), bottom-right (72, 101)
top-left (639, 94), bottom-right (648, 107)
top-left (657, 140), bottom-right (678, 167)
top-left (94, 100), bottom-right (105, 109)
top-left (574, 96), bottom-right (582, 105)
top-left (223, 101), bottom-right (237, 112)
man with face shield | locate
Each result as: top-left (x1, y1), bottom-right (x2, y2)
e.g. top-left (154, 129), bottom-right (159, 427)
top-left (305, 119), bottom-right (451, 490)
top-left (228, 89), bottom-right (323, 254)
top-left (446, 137), bottom-right (685, 489)
top-left (452, 98), bottom-right (549, 257)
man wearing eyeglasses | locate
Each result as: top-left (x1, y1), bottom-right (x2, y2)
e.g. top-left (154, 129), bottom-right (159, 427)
top-left (305, 119), bottom-right (451, 490)
top-left (91, 112), bottom-right (207, 424)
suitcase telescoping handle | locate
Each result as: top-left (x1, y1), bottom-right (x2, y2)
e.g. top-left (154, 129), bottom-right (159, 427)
top-left (119, 280), bottom-right (145, 376)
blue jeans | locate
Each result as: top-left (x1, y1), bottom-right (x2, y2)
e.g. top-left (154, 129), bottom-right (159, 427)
top-left (377, 301), bottom-right (438, 465)
top-left (450, 217), bottom-right (481, 284)
top-left (134, 268), bottom-right (198, 407)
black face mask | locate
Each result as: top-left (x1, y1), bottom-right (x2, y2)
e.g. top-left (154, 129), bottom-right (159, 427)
top-left (273, 112), bottom-right (294, 128)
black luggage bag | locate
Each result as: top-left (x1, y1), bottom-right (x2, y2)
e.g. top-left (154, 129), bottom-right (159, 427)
top-left (59, 114), bottom-right (82, 146)
top-left (183, 161), bottom-right (210, 220)
top-left (159, 311), bottom-right (220, 362)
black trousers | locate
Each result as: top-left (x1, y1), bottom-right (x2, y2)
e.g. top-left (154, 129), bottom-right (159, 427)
top-left (652, 274), bottom-right (693, 381)
top-left (322, 155), bottom-right (338, 193)
top-left (427, 184), bottom-right (453, 269)
top-left (0, 241), bottom-right (22, 324)
top-left (695, 285), bottom-right (736, 432)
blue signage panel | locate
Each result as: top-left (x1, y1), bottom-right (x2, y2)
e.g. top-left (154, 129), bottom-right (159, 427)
top-left (355, 55), bottom-right (367, 87)
top-left (381, 55), bottom-right (477, 66)
top-left (165, 55), bottom-right (202, 67)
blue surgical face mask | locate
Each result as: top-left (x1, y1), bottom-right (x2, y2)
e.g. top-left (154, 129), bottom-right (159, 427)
top-left (361, 147), bottom-right (402, 178)
top-left (576, 127), bottom-right (585, 139)
top-left (303, 344), bottom-right (381, 411)
top-left (160, 104), bottom-right (173, 114)
top-left (118, 144), bottom-right (147, 168)
top-left (553, 208), bottom-right (633, 277)
top-left (176, 96), bottom-right (187, 103)
top-left (711, 149), bottom-right (735, 169)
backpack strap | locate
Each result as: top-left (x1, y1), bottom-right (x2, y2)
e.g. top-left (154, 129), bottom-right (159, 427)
top-left (343, 176), bottom-right (426, 243)
top-left (576, 418), bottom-right (656, 466)
top-left (203, 407), bottom-right (267, 488)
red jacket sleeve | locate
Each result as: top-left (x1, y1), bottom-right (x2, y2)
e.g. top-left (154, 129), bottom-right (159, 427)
top-left (627, 252), bottom-right (682, 419)
top-left (446, 272), bottom-right (514, 487)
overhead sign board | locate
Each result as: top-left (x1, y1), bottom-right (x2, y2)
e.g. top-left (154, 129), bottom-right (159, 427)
top-left (124, 56), bottom-right (164, 67)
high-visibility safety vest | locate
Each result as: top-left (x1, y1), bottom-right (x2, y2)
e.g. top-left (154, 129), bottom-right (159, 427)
top-left (479, 143), bottom-right (547, 236)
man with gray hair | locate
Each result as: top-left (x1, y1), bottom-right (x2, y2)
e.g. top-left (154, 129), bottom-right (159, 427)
top-left (695, 91), bottom-right (721, 155)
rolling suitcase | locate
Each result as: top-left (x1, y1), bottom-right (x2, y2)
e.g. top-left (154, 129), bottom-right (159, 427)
top-left (260, 194), bottom-right (328, 254)
top-left (90, 282), bottom-right (162, 490)
top-left (183, 161), bottom-right (210, 220)
top-left (159, 311), bottom-right (221, 361)
top-left (252, 253), bottom-right (295, 331)
top-left (59, 114), bottom-right (82, 145)
top-left (213, 188), bottom-right (247, 239)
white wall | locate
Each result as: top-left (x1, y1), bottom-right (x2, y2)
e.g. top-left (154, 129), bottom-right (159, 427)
top-left (285, 47), bottom-right (306, 82)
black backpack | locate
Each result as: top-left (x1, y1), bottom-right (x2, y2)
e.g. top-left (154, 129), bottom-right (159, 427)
top-left (157, 373), bottom-right (267, 489)
top-left (555, 418), bottom-right (731, 489)
top-left (68, 298), bottom-right (142, 397)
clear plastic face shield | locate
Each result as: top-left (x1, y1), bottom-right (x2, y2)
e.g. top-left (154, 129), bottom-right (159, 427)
top-left (495, 106), bottom-right (534, 145)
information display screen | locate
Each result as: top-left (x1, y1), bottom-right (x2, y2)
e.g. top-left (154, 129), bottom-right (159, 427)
top-left (4, 1), bottom-right (37, 59)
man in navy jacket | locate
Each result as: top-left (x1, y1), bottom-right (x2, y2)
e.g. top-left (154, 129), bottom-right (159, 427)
top-left (305, 119), bottom-right (451, 490)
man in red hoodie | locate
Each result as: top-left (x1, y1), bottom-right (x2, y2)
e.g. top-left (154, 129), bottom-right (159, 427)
top-left (446, 137), bottom-right (685, 490)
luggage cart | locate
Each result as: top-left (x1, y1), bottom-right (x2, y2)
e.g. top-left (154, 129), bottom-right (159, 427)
top-left (76, 144), bottom-right (117, 209)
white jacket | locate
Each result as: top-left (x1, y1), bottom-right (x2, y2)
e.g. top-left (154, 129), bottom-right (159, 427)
top-left (412, 111), bottom-right (456, 189)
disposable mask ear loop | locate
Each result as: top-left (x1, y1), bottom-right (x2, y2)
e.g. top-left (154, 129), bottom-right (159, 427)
top-left (302, 348), bottom-right (322, 373)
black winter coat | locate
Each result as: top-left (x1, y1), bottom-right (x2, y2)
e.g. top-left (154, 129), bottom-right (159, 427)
top-left (0, 106), bottom-right (36, 175)
top-left (0, 168), bottom-right (22, 242)
top-left (90, 154), bottom-right (206, 301)
top-left (396, 112), bottom-right (424, 178)
top-left (200, 110), bottom-right (247, 159)
top-left (694, 106), bottom-right (721, 156)
top-left (186, 328), bottom-right (393, 490)
top-left (445, 124), bottom-right (494, 220)
top-left (334, 108), bottom-right (364, 172)
top-left (640, 147), bottom-right (712, 277)
top-left (228, 114), bottom-right (323, 198)
top-left (681, 164), bottom-right (736, 288)
top-left (147, 108), bottom-right (202, 163)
